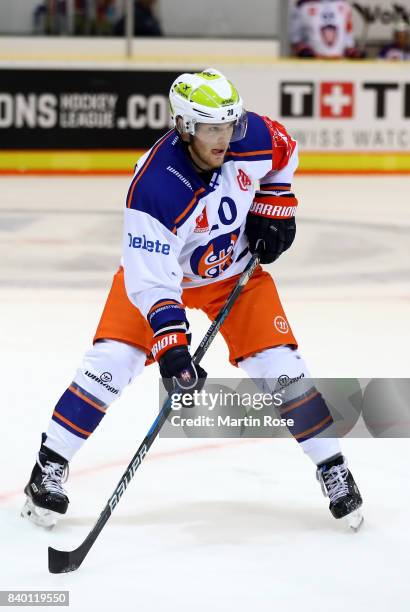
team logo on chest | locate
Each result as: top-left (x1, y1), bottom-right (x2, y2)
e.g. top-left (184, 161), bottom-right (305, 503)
top-left (194, 208), bottom-right (210, 233)
top-left (237, 169), bottom-right (252, 191)
top-left (190, 229), bottom-right (241, 279)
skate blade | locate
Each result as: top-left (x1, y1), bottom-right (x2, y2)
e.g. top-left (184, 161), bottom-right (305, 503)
top-left (21, 497), bottom-right (59, 530)
top-left (345, 509), bottom-right (364, 532)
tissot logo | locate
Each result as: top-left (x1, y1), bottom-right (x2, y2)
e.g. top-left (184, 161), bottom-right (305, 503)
top-left (280, 82), bottom-right (354, 119)
top-left (280, 81), bottom-right (410, 119)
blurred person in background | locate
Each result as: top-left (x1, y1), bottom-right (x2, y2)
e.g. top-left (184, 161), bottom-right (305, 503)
top-left (33, 2), bottom-right (48, 34)
top-left (378, 21), bottom-right (410, 60)
top-left (73, 0), bottom-right (90, 35)
top-left (114, 0), bottom-right (162, 36)
top-left (95, 0), bottom-right (118, 35)
top-left (290, 0), bottom-right (364, 58)
top-left (33, 0), bottom-right (67, 35)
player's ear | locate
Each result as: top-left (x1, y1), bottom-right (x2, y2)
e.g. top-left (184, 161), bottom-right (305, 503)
top-left (175, 116), bottom-right (184, 133)
top-left (176, 116), bottom-right (190, 142)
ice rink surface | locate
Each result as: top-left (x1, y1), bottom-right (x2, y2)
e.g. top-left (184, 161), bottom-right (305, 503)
top-left (0, 175), bottom-right (409, 611)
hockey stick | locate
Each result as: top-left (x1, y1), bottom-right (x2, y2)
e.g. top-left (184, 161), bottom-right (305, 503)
top-left (48, 252), bottom-right (261, 573)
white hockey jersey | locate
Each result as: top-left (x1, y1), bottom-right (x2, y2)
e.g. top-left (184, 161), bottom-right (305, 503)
top-left (290, 0), bottom-right (355, 58)
top-left (123, 112), bottom-right (298, 332)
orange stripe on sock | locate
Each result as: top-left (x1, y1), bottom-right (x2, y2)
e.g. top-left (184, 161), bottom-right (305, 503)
top-left (68, 385), bottom-right (106, 414)
top-left (280, 390), bottom-right (319, 415)
top-left (53, 411), bottom-right (92, 437)
top-left (295, 414), bottom-right (333, 441)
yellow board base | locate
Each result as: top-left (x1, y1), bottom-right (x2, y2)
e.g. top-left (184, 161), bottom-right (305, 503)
top-left (0, 150), bottom-right (141, 175)
top-left (1, 150), bottom-right (410, 175)
top-left (299, 152), bottom-right (410, 174)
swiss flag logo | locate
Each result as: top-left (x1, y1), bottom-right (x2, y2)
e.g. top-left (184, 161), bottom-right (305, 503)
top-left (320, 82), bottom-right (354, 118)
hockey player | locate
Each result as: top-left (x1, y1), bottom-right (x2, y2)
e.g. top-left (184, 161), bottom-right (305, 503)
top-left (290, 0), bottom-right (364, 59)
top-left (23, 69), bottom-right (363, 531)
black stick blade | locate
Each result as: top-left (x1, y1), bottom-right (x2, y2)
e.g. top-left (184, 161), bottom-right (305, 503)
top-left (48, 546), bottom-right (83, 574)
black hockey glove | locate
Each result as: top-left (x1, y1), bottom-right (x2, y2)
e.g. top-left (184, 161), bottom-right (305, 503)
top-left (245, 191), bottom-right (297, 264)
top-left (246, 215), bottom-right (296, 264)
top-left (151, 322), bottom-right (207, 395)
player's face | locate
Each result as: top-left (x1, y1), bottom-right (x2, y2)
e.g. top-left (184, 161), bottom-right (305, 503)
top-left (189, 122), bottom-right (235, 170)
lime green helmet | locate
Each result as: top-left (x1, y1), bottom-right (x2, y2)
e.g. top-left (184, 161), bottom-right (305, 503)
top-left (169, 68), bottom-right (247, 142)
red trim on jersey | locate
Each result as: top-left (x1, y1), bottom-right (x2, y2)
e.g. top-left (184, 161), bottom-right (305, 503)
top-left (261, 117), bottom-right (297, 172)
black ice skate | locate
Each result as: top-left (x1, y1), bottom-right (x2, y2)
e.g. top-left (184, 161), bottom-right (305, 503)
top-left (21, 435), bottom-right (69, 529)
top-left (316, 453), bottom-right (363, 531)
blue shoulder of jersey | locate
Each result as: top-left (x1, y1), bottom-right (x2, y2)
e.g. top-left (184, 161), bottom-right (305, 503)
top-left (126, 130), bottom-right (207, 233)
top-left (225, 112), bottom-right (272, 163)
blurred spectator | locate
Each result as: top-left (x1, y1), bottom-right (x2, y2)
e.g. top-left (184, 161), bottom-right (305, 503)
top-left (114, 0), bottom-right (162, 37)
top-left (290, 0), bottom-right (364, 58)
top-left (379, 21), bottom-right (410, 60)
top-left (33, 2), bottom-right (48, 34)
top-left (33, 0), bottom-right (67, 35)
top-left (95, 0), bottom-right (118, 35)
top-left (73, 0), bottom-right (90, 35)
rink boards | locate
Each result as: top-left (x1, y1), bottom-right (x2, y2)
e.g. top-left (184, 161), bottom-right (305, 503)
top-left (1, 40), bottom-right (410, 174)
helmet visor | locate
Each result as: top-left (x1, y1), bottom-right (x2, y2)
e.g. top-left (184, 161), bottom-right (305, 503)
top-left (230, 110), bottom-right (248, 142)
top-left (188, 110), bottom-right (248, 144)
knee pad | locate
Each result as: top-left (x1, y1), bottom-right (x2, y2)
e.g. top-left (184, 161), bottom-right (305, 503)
top-left (73, 340), bottom-right (147, 406)
top-left (240, 345), bottom-right (314, 402)
top-left (240, 346), bottom-right (334, 443)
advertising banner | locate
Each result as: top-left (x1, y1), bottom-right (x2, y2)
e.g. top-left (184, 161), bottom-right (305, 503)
top-left (0, 68), bottom-right (178, 149)
top-left (1, 63), bottom-right (409, 173)
top-left (268, 64), bottom-right (410, 152)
